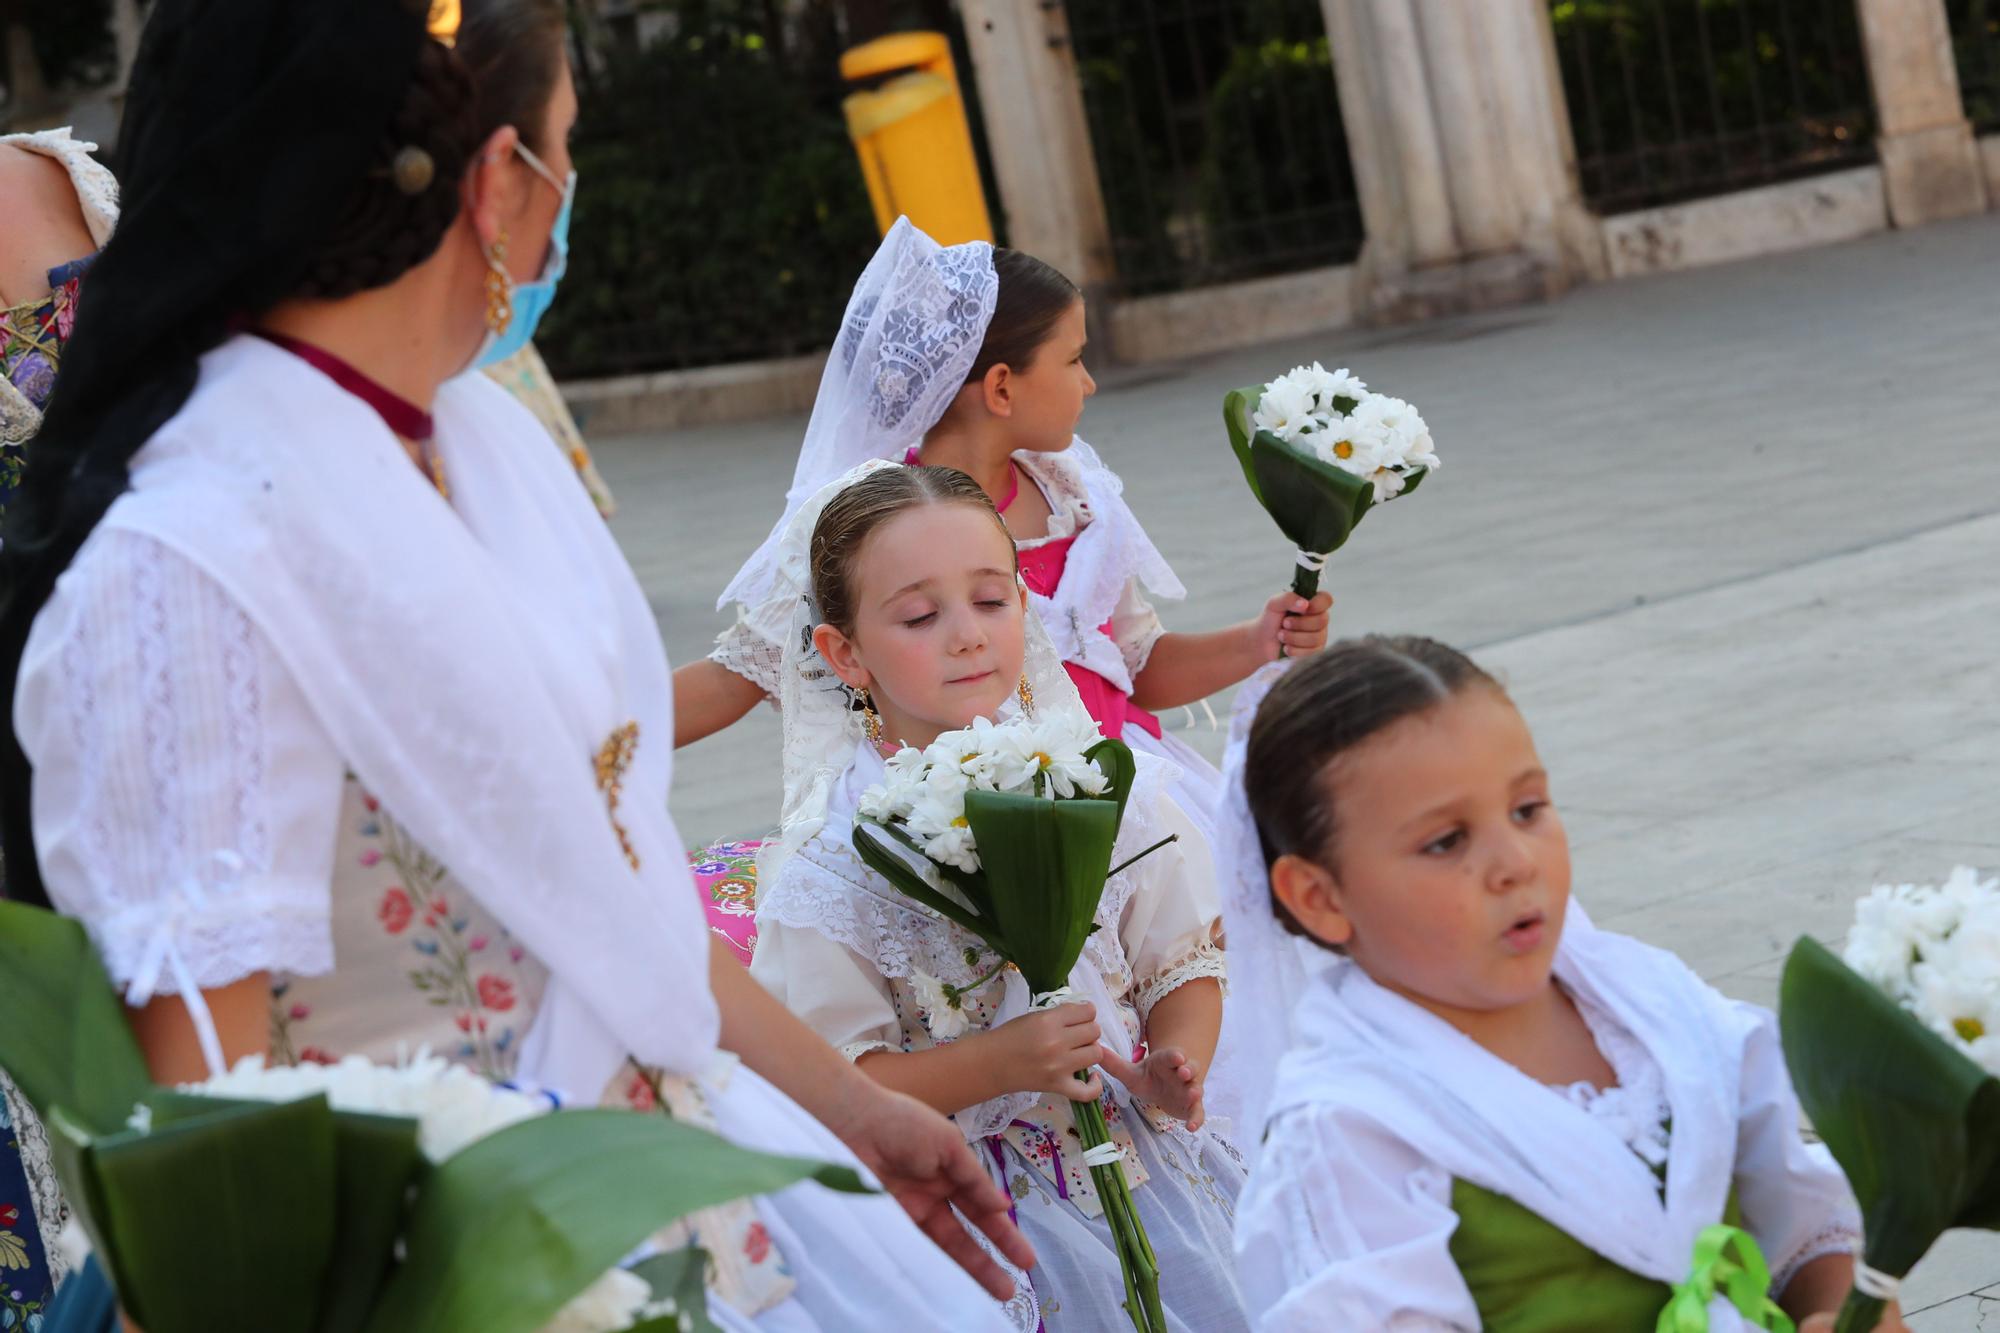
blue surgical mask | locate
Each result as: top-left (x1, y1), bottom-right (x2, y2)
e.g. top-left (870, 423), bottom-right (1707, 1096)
top-left (474, 140), bottom-right (575, 371)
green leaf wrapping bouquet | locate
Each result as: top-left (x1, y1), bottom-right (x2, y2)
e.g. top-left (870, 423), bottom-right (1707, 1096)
top-left (849, 711), bottom-right (1174, 1333)
top-left (1223, 363), bottom-right (1438, 599)
top-left (0, 901), bottom-right (866, 1333)
top-left (1778, 867), bottom-right (2000, 1332)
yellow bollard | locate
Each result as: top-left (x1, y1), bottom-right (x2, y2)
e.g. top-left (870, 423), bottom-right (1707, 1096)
top-left (840, 31), bottom-right (995, 245)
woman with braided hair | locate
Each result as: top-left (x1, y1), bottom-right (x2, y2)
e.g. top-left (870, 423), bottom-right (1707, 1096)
top-left (0, 2), bottom-right (1032, 1328)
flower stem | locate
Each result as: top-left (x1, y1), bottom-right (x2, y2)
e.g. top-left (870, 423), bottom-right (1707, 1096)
top-left (1107, 835), bottom-right (1178, 881)
top-left (1069, 1091), bottom-right (1165, 1332)
top-left (1833, 1293), bottom-right (1887, 1333)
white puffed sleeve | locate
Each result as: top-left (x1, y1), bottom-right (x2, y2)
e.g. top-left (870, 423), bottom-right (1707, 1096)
top-left (706, 593), bottom-right (793, 700)
top-left (16, 528), bottom-right (346, 995)
top-left (1727, 999), bottom-right (1864, 1293)
top-left (1236, 1104), bottom-right (1476, 1332)
top-left (749, 915), bottom-right (901, 1063)
top-left (1108, 577), bottom-right (1166, 680)
top-left (1118, 798), bottom-right (1227, 1025)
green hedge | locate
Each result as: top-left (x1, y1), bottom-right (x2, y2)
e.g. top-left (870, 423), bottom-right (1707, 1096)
top-left (536, 27), bottom-right (879, 380)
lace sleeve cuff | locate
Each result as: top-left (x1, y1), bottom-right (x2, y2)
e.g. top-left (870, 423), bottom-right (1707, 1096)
top-left (1133, 938), bottom-right (1228, 1025)
top-left (1768, 1212), bottom-right (1864, 1297)
top-left (840, 1038), bottom-right (896, 1064)
top-left (92, 877), bottom-right (334, 996)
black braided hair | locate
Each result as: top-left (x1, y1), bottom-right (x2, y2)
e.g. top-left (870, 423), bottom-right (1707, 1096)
top-left (0, 0), bottom-right (565, 906)
top-left (294, 39), bottom-right (481, 301)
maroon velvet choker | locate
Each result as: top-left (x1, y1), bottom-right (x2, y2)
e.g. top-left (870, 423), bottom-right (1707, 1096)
top-left (255, 329), bottom-right (436, 442)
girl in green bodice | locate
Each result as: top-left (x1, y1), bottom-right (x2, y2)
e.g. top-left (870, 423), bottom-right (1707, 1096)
top-left (1216, 639), bottom-right (1905, 1332)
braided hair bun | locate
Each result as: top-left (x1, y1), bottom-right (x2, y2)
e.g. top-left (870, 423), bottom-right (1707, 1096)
top-left (295, 39), bottom-right (481, 299)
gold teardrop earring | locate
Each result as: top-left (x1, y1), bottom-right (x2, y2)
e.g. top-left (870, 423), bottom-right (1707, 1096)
top-left (860, 688), bottom-right (884, 745)
top-left (484, 226), bottom-right (513, 333)
top-left (1016, 674), bottom-right (1035, 718)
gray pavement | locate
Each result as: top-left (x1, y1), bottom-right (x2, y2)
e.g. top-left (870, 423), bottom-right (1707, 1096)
top-left (591, 213), bottom-right (2000, 1320)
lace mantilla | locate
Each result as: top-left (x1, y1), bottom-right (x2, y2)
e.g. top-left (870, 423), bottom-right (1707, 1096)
top-left (719, 220), bottom-right (998, 612)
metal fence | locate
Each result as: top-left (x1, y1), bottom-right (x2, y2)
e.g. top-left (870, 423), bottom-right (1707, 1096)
top-left (1947, 0), bottom-right (2000, 132)
top-left (540, 0), bottom-right (1001, 380)
top-left (1550, 0), bottom-right (1876, 215)
top-left (1063, 0), bottom-right (1364, 296)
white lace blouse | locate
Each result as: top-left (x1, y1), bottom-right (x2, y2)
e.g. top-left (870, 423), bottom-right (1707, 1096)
top-left (18, 527), bottom-right (344, 991)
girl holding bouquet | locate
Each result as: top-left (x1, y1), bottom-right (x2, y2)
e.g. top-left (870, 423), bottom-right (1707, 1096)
top-left (1219, 641), bottom-right (1897, 1333)
top-left (676, 219), bottom-right (1333, 856)
top-left (751, 461), bottom-right (1248, 1332)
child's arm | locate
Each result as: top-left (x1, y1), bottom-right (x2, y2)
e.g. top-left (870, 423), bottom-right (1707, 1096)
top-left (671, 658), bottom-right (765, 748)
top-left (1106, 798), bottom-right (1228, 1127)
top-left (1128, 590), bottom-right (1332, 710)
top-left (1785, 1255), bottom-right (1909, 1331)
top-left (859, 1005), bottom-right (1106, 1118)
top-left (1099, 978), bottom-right (1220, 1130)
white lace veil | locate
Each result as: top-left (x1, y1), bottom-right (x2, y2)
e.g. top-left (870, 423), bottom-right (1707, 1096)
top-left (1216, 660), bottom-right (1340, 1143)
top-left (719, 218), bottom-right (998, 612)
top-left (755, 459), bottom-right (1089, 892)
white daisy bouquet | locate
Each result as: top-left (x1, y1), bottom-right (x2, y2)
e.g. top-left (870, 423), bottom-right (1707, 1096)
top-left (1779, 866), bottom-right (2000, 1333)
top-left (1223, 363), bottom-right (1439, 598)
top-left (0, 903), bottom-right (860, 1333)
top-left (853, 715), bottom-right (1172, 1333)
top-left (1842, 866), bottom-right (2000, 1070)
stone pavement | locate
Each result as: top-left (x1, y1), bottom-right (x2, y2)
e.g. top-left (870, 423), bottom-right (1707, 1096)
top-left (590, 214), bottom-right (2000, 1323)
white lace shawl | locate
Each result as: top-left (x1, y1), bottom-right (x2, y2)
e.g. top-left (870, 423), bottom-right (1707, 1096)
top-left (719, 218), bottom-right (996, 612)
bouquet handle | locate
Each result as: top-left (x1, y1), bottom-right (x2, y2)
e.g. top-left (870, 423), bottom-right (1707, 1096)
top-left (1833, 1295), bottom-right (1888, 1333)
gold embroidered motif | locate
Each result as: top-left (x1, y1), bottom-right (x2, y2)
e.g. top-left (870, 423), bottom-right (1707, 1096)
top-left (595, 721), bottom-right (641, 870)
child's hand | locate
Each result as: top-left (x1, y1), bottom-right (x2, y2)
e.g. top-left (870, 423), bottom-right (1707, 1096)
top-left (1252, 590), bottom-right (1333, 661)
top-left (1098, 1044), bottom-right (1205, 1130)
top-left (989, 1004), bottom-right (1105, 1102)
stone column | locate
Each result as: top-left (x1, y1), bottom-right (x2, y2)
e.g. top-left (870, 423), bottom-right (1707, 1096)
top-left (1473, 0), bottom-right (1608, 281)
top-left (1321, 0), bottom-right (1598, 321)
top-left (956, 0), bottom-right (1116, 290)
top-left (1855, 0), bottom-right (1988, 226)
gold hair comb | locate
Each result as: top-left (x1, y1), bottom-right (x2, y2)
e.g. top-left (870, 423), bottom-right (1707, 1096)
top-left (427, 0), bottom-right (461, 46)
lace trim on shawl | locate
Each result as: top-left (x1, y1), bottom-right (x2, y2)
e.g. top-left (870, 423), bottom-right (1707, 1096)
top-left (1551, 990), bottom-right (1673, 1171)
top-left (1132, 936), bottom-right (1228, 1025)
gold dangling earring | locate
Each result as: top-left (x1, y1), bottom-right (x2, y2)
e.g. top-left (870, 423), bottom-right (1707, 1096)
top-left (860, 689), bottom-right (884, 745)
top-left (484, 226), bottom-right (513, 333)
top-left (1016, 674), bottom-right (1035, 718)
